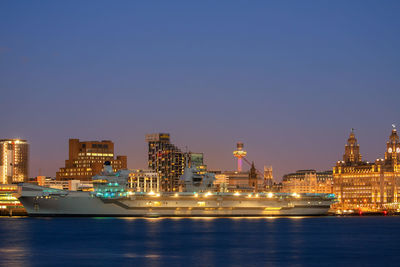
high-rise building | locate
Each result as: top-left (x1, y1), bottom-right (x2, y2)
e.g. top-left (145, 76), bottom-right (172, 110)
top-left (56, 139), bottom-right (127, 181)
top-left (146, 133), bottom-right (185, 192)
top-left (333, 127), bottom-right (400, 211)
top-left (0, 139), bottom-right (29, 184)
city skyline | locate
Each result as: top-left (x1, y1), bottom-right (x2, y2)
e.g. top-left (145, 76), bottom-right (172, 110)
top-left (1, 127), bottom-right (399, 181)
top-left (1, 1), bottom-right (400, 180)
top-left (2, 2), bottom-right (400, 267)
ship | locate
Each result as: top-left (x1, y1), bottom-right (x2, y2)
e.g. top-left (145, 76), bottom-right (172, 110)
top-left (17, 162), bottom-right (335, 217)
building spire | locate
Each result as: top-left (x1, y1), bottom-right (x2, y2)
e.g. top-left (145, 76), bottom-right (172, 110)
top-left (389, 125), bottom-right (399, 143)
top-left (385, 125), bottom-right (400, 163)
top-left (343, 129), bottom-right (362, 164)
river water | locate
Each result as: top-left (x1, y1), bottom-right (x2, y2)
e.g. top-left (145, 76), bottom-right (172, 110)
top-left (0, 216), bottom-right (398, 266)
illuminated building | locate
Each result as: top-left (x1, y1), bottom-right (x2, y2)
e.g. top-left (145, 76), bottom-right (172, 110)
top-left (233, 142), bottom-right (247, 172)
top-left (0, 184), bottom-right (25, 215)
top-left (214, 170), bottom-right (265, 193)
top-left (282, 170), bottom-right (333, 194)
top-left (214, 171), bottom-right (229, 192)
top-left (333, 127), bottom-right (400, 211)
top-left (264, 166), bottom-right (274, 189)
top-left (146, 133), bottom-right (185, 192)
top-left (0, 139), bottom-right (29, 184)
top-left (56, 139), bottom-right (127, 181)
top-left (249, 162), bottom-right (258, 192)
top-left (129, 170), bottom-right (160, 193)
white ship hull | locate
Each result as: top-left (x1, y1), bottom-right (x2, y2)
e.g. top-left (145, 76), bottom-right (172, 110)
top-left (18, 184), bottom-right (333, 217)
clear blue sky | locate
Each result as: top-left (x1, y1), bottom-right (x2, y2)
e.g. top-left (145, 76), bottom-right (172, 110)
top-left (1, 1), bottom-right (400, 180)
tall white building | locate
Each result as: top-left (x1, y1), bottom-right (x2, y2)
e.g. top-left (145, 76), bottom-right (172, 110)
top-left (0, 139), bottom-right (29, 184)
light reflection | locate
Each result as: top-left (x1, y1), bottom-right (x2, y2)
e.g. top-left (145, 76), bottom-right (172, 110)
top-left (0, 218), bottom-right (30, 266)
top-left (98, 216), bottom-right (313, 221)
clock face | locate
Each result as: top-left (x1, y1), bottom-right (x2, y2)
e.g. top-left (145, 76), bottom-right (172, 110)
top-left (388, 148), bottom-right (393, 153)
top-left (397, 147), bottom-right (400, 153)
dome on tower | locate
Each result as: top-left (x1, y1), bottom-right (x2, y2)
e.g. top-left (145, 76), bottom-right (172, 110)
top-left (389, 127), bottom-right (399, 144)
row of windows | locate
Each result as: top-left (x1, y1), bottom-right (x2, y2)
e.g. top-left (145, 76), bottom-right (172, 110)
top-left (81, 144), bottom-right (109, 149)
top-left (61, 169), bottom-right (118, 177)
top-left (75, 156), bottom-right (114, 160)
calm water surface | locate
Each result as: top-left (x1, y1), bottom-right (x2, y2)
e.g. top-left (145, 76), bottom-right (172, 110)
top-left (0, 216), bottom-right (399, 266)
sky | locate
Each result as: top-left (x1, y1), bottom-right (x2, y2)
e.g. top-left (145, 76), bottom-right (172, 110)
top-left (1, 1), bottom-right (400, 181)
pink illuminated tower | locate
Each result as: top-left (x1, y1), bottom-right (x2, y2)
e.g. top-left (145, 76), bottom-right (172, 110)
top-left (233, 142), bottom-right (247, 172)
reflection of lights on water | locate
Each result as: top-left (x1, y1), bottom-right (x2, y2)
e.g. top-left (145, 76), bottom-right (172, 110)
top-left (288, 216), bottom-right (306, 220)
top-left (124, 253), bottom-right (161, 258)
top-left (93, 216), bottom-right (312, 221)
top-left (187, 217), bottom-right (216, 220)
top-left (118, 217), bottom-right (137, 221)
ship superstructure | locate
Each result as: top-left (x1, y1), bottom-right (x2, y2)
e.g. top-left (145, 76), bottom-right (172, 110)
top-left (180, 163), bottom-right (215, 192)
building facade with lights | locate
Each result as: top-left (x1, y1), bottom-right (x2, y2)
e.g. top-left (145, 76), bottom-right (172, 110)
top-left (0, 139), bottom-right (29, 184)
top-left (333, 128), bottom-right (400, 211)
top-left (128, 169), bottom-right (160, 193)
top-left (282, 169), bottom-right (333, 194)
top-left (263, 166), bottom-right (274, 189)
top-left (213, 170), bottom-right (265, 193)
top-left (56, 139), bottom-right (127, 181)
top-left (146, 133), bottom-right (186, 192)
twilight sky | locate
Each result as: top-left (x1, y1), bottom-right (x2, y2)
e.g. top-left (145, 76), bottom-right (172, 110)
top-left (1, 1), bottom-right (400, 180)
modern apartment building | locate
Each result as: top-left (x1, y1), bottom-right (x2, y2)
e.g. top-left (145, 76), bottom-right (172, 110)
top-left (146, 133), bottom-right (185, 192)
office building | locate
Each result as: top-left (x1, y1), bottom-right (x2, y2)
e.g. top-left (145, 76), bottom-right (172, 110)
top-left (333, 127), bottom-right (400, 211)
top-left (0, 139), bottom-right (29, 184)
top-left (56, 139), bottom-right (127, 181)
top-left (282, 169), bottom-right (333, 194)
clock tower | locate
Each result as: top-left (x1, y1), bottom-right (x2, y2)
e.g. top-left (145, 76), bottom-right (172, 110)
top-left (385, 125), bottom-right (400, 164)
top-left (343, 129), bottom-right (362, 164)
